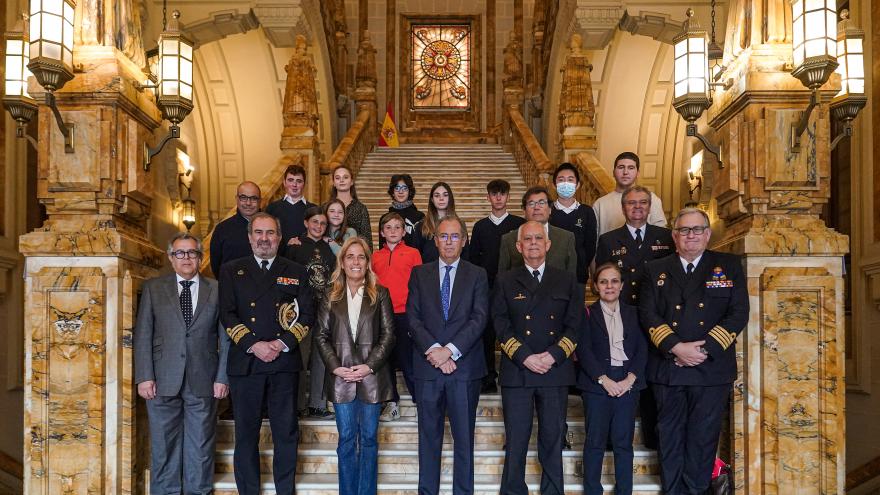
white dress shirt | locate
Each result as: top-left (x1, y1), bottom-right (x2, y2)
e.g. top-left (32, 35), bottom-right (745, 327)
top-left (283, 195), bottom-right (307, 205)
top-left (175, 273), bottom-right (200, 313)
top-left (488, 212), bottom-right (509, 225)
top-left (346, 285), bottom-right (365, 341)
top-left (626, 223), bottom-right (647, 241)
top-left (554, 199), bottom-right (581, 214)
top-left (524, 262), bottom-right (546, 282)
top-left (679, 254), bottom-right (704, 273)
top-left (430, 258), bottom-right (463, 360)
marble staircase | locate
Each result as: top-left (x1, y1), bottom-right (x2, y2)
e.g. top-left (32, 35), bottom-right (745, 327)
top-left (213, 373), bottom-right (663, 493)
top-left (354, 145), bottom-right (528, 242)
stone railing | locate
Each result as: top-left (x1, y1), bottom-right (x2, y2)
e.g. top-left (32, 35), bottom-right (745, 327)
top-left (573, 151), bottom-right (615, 204)
top-left (506, 106), bottom-right (553, 187)
top-left (320, 107), bottom-right (376, 199)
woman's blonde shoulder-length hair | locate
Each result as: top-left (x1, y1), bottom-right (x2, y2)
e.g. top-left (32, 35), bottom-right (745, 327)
top-left (328, 236), bottom-right (379, 305)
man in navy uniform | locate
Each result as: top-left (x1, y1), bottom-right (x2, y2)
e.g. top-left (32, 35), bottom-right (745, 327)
top-left (639, 207), bottom-right (749, 494)
top-left (595, 185), bottom-right (674, 449)
top-left (219, 212), bottom-right (315, 495)
top-left (494, 220), bottom-right (583, 495)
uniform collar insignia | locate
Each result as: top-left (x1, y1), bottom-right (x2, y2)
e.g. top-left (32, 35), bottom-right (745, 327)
top-left (514, 293), bottom-right (526, 300)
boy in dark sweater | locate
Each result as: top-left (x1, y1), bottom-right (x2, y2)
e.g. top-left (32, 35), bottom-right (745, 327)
top-left (468, 179), bottom-right (525, 392)
top-left (266, 163), bottom-right (316, 248)
top-left (549, 162), bottom-right (598, 285)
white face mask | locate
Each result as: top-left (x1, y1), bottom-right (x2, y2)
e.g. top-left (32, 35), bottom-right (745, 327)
top-left (556, 182), bottom-right (577, 199)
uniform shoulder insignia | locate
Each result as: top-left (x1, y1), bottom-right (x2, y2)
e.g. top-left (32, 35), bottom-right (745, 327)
top-left (514, 293), bottom-right (526, 300)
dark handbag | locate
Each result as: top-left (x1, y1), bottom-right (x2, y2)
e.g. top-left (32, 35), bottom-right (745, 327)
top-left (711, 462), bottom-right (733, 495)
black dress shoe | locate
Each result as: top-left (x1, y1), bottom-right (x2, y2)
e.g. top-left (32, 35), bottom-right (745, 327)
top-left (308, 407), bottom-right (335, 420)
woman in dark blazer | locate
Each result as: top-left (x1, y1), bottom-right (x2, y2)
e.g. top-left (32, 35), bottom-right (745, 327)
top-left (315, 236), bottom-right (396, 495)
top-left (575, 262), bottom-right (647, 495)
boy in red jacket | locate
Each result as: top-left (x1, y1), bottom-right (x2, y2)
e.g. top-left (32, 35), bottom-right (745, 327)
top-left (372, 212), bottom-right (423, 421)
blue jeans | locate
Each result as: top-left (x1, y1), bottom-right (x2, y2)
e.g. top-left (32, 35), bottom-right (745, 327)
top-left (334, 399), bottom-right (381, 495)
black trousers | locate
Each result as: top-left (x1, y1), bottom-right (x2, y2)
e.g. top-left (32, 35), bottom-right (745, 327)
top-left (481, 319), bottom-right (498, 384)
top-left (230, 372), bottom-right (299, 495)
top-left (390, 313), bottom-right (417, 402)
top-left (414, 376), bottom-right (481, 495)
top-left (638, 385), bottom-right (660, 449)
top-left (501, 385), bottom-right (568, 495)
top-left (652, 383), bottom-right (731, 495)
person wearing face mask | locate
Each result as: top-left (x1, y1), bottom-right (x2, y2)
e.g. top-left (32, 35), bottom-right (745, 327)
top-left (549, 162), bottom-right (598, 285)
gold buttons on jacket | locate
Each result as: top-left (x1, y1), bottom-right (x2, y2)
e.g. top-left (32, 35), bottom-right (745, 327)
top-left (699, 321), bottom-right (704, 326)
top-left (526, 315), bottom-right (532, 320)
top-left (549, 331), bottom-right (555, 336)
top-left (672, 322), bottom-right (678, 327)
top-left (631, 281), bottom-right (637, 286)
top-left (526, 330), bottom-right (531, 336)
top-left (699, 303), bottom-right (705, 308)
top-left (250, 317), bottom-right (256, 322)
top-left (632, 295), bottom-right (637, 299)
top-left (630, 268), bottom-right (636, 273)
top-left (550, 315), bottom-right (555, 320)
top-left (250, 302), bottom-right (256, 307)
top-left (675, 305), bottom-right (681, 310)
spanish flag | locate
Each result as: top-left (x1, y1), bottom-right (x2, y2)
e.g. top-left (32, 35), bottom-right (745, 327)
top-left (379, 102), bottom-right (400, 147)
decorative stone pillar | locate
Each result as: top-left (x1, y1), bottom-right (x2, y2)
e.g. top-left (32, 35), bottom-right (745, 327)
top-left (280, 34), bottom-right (323, 203)
top-left (18, 44), bottom-right (165, 494)
top-left (707, 1), bottom-right (847, 492)
top-left (558, 33), bottom-right (597, 161)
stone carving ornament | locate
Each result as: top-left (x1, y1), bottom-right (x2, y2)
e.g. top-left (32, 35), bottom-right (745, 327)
top-left (559, 33), bottom-right (596, 129)
top-left (503, 32), bottom-right (524, 88)
top-left (282, 35), bottom-right (319, 129)
top-left (356, 33), bottom-right (378, 89)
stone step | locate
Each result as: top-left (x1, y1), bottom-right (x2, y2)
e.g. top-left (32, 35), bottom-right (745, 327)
top-left (213, 472), bottom-right (664, 494)
top-left (391, 393), bottom-right (585, 419)
top-left (213, 442), bottom-right (659, 476)
top-left (216, 416), bottom-right (646, 448)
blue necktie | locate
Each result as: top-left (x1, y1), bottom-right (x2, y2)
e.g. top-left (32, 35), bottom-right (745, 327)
top-left (441, 265), bottom-right (452, 321)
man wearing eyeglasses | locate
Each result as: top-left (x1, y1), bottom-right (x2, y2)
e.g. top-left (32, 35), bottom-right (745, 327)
top-left (638, 207), bottom-right (749, 495)
top-left (135, 232), bottom-right (230, 495)
top-left (406, 215), bottom-right (489, 495)
top-left (209, 181), bottom-right (262, 277)
top-left (498, 186), bottom-right (578, 276)
top-left (595, 185), bottom-right (674, 450)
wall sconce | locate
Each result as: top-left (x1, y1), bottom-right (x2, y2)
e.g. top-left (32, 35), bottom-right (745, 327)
top-left (788, 0), bottom-right (840, 154)
top-left (138, 11), bottom-right (195, 171)
top-left (829, 10), bottom-right (866, 151)
top-left (672, 9), bottom-right (725, 168)
top-left (688, 150), bottom-right (704, 198)
top-left (26, 0), bottom-right (76, 153)
top-left (2, 20), bottom-right (39, 150)
top-left (181, 196), bottom-right (196, 231)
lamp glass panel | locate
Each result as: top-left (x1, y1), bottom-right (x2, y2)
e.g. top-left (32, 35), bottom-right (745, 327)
top-left (7, 55), bottom-right (24, 80)
top-left (805, 11), bottom-right (826, 39)
top-left (44, 0), bottom-right (62, 15)
top-left (805, 0), bottom-right (823, 11)
top-left (849, 38), bottom-right (863, 54)
top-left (63, 47), bottom-right (72, 66)
top-left (7, 39), bottom-right (23, 56)
top-left (851, 79), bottom-right (864, 94)
top-left (688, 37), bottom-right (705, 52)
top-left (43, 42), bottom-right (61, 61)
top-left (29, 16), bottom-right (40, 45)
top-left (674, 54), bottom-right (687, 85)
top-left (804, 38), bottom-right (824, 59)
top-left (792, 0), bottom-right (804, 18)
top-left (181, 82), bottom-right (192, 100)
top-left (43, 13), bottom-right (62, 44)
top-left (63, 0), bottom-right (74, 23)
top-left (6, 81), bottom-right (22, 96)
top-left (180, 59), bottom-right (193, 86)
top-left (849, 55), bottom-right (864, 78)
top-left (688, 53), bottom-right (705, 78)
top-left (826, 14), bottom-right (836, 41)
top-left (689, 78), bottom-right (706, 94)
top-left (162, 80), bottom-right (179, 96)
top-left (675, 39), bottom-right (686, 58)
top-left (162, 56), bottom-right (179, 80)
top-left (181, 43), bottom-right (193, 60)
top-left (793, 19), bottom-right (804, 46)
top-left (162, 39), bottom-right (179, 56)
top-left (30, 0), bottom-right (40, 15)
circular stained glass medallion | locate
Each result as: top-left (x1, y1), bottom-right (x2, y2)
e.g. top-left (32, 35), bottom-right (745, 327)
top-left (420, 40), bottom-right (461, 81)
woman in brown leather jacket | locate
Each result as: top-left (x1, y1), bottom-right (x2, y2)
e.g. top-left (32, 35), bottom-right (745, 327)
top-left (314, 237), bottom-right (396, 495)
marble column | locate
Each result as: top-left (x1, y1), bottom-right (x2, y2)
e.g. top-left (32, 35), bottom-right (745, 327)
top-left (18, 45), bottom-right (165, 494)
top-left (707, 5), bottom-right (848, 492)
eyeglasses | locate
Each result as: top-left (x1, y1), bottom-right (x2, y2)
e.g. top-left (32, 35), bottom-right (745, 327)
top-left (393, 185), bottom-right (409, 191)
top-left (170, 250), bottom-right (201, 259)
top-left (623, 199), bottom-right (650, 207)
top-left (674, 226), bottom-right (709, 236)
top-left (526, 199), bottom-right (549, 208)
top-left (438, 233), bottom-right (461, 242)
top-left (237, 194), bottom-right (261, 203)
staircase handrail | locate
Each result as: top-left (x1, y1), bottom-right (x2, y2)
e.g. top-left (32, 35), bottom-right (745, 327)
top-left (324, 108), bottom-right (376, 180)
top-left (572, 151), bottom-right (615, 204)
top-left (506, 106), bottom-right (553, 187)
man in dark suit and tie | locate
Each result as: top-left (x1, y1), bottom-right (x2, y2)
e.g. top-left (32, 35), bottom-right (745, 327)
top-left (493, 220), bottom-right (583, 495)
top-left (407, 215), bottom-right (489, 495)
top-left (219, 212), bottom-right (315, 495)
top-left (639, 207), bottom-right (749, 494)
top-left (135, 232), bottom-right (230, 495)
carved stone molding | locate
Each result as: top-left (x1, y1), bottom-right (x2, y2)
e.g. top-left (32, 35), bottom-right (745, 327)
top-left (182, 9), bottom-right (259, 48)
top-left (252, 1), bottom-right (311, 47)
top-left (618, 10), bottom-right (685, 45)
top-left (572, 0), bottom-right (624, 49)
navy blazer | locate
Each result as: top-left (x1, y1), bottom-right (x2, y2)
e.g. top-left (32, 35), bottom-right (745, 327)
top-left (406, 259), bottom-right (489, 381)
top-left (575, 301), bottom-right (647, 394)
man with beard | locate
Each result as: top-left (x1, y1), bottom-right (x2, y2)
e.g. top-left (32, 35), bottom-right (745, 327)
top-left (219, 212), bottom-right (315, 495)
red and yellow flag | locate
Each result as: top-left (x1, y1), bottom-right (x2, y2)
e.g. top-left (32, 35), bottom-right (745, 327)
top-left (379, 102), bottom-right (400, 147)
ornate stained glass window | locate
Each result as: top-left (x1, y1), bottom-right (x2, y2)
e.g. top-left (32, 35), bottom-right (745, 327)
top-left (411, 24), bottom-right (471, 109)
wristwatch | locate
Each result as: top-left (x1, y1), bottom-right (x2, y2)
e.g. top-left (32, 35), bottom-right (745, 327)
top-left (597, 376), bottom-right (605, 385)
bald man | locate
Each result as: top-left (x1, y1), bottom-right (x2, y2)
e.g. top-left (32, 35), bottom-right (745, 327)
top-left (209, 181), bottom-right (262, 277)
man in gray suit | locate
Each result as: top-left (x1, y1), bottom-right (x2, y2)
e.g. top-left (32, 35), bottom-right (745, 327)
top-left (498, 186), bottom-right (578, 275)
top-left (135, 232), bottom-right (230, 495)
